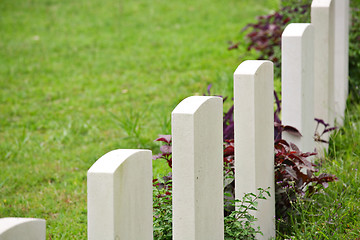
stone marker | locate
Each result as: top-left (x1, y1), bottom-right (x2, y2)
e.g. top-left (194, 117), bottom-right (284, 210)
top-left (87, 149), bottom-right (153, 240)
top-left (311, 0), bottom-right (335, 127)
top-left (0, 217), bottom-right (46, 240)
top-left (234, 60), bottom-right (275, 239)
top-left (334, 0), bottom-right (350, 125)
top-left (311, 0), bottom-right (335, 154)
top-left (172, 96), bottom-right (224, 240)
top-left (282, 23), bottom-right (315, 153)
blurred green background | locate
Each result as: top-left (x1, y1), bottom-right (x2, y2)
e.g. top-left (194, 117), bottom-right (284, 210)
top-left (0, 0), bottom-right (279, 238)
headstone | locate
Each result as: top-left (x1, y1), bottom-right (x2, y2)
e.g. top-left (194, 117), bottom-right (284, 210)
top-left (282, 23), bottom-right (315, 153)
top-left (311, 0), bottom-right (335, 127)
top-left (0, 217), bottom-right (46, 240)
top-left (87, 149), bottom-right (153, 240)
top-left (334, 0), bottom-right (350, 125)
top-left (172, 96), bottom-right (224, 240)
top-left (233, 60), bottom-right (275, 239)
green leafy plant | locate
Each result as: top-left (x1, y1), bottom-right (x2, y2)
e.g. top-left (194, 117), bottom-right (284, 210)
top-left (153, 86), bottom-right (338, 235)
top-left (152, 171), bottom-right (269, 239)
top-left (153, 175), bottom-right (172, 240)
top-left (224, 188), bottom-right (270, 240)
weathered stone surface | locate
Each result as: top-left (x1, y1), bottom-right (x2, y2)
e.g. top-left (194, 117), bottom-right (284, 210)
top-left (0, 217), bottom-right (46, 240)
top-left (172, 96), bottom-right (224, 240)
top-left (334, 0), bottom-right (350, 125)
top-left (234, 60), bottom-right (275, 239)
top-left (87, 149), bottom-right (153, 240)
top-left (282, 23), bottom-right (315, 153)
top-left (311, 0), bottom-right (335, 154)
top-left (311, 0), bottom-right (335, 126)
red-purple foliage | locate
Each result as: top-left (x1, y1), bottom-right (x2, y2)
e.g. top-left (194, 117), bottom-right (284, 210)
top-left (153, 87), bottom-right (337, 219)
top-left (228, 4), bottom-right (311, 78)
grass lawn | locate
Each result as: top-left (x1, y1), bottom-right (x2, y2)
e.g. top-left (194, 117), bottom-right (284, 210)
top-left (0, 0), bottom-right (279, 238)
top-left (277, 102), bottom-right (360, 238)
top-left (1, 0), bottom-right (360, 238)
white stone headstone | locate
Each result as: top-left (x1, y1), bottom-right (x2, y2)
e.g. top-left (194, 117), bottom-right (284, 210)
top-left (172, 96), bottom-right (224, 240)
top-left (311, 0), bottom-right (335, 127)
top-left (234, 60), bottom-right (275, 239)
top-left (334, 0), bottom-right (350, 125)
top-left (0, 217), bottom-right (46, 240)
top-left (87, 149), bottom-right (153, 240)
top-left (282, 23), bottom-right (315, 153)
top-left (311, 0), bottom-right (335, 154)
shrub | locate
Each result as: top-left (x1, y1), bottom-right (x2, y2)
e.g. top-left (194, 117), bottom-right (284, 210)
top-left (152, 172), bottom-right (269, 239)
top-left (153, 176), bottom-right (172, 240)
top-left (228, 1), bottom-right (311, 79)
top-left (231, 0), bottom-right (360, 103)
top-left (224, 188), bottom-right (270, 240)
top-left (153, 92), bottom-right (337, 230)
top-left (274, 139), bottom-right (337, 219)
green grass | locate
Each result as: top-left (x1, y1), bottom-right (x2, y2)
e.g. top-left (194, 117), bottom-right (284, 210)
top-left (0, 0), bottom-right (279, 238)
top-left (2, 0), bottom-right (360, 238)
top-left (277, 102), bottom-right (360, 239)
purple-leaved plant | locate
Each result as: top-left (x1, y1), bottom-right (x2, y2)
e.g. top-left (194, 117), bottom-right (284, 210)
top-left (153, 85), bottom-right (337, 219)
